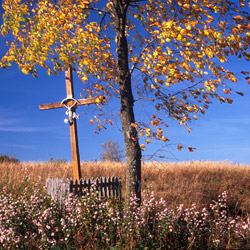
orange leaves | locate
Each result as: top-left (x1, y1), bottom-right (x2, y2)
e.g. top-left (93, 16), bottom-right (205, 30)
top-left (176, 34), bottom-right (183, 41)
top-left (139, 130), bottom-right (144, 137)
top-left (21, 67), bottom-right (29, 75)
top-left (130, 116), bottom-right (169, 150)
top-left (97, 124), bottom-right (103, 130)
top-left (145, 127), bottom-right (151, 135)
top-left (151, 119), bottom-right (160, 126)
top-left (200, 107), bottom-right (205, 115)
top-left (223, 89), bottom-right (231, 94)
top-left (95, 96), bottom-right (106, 104)
top-left (94, 115), bottom-right (100, 123)
top-left (188, 147), bottom-right (196, 152)
top-left (233, 15), bottom-right (244, 21)
top-left (91, 117), bottom-right (113, 132)
top-left (185, 124), bottom-right (191, 133)
top-left (106, 1), bottom-right (113, 12)
top-left (207, 15), bottom-right (214, 23)
top-left (245, 24), bottom-right (250, 31)
top-left (177, 145), bottom-right (195, 152)
top-left (206, 48), bottom-right (214, 58)
top-left (161, 136), bottom-right (168, 142)
top-left (80, 75), bottom-right (88, 82)
top-left (2, 0), bottom-right (250, 158)
top-left (180, 28), bottom-right (188, 36)
top-left (225, 98), bottom-right (233, 104)
top-left (177, 144), bottom-right (196, 152)
top-left (131, 123), bottom-right (139, 128)
top-left (230, 75), bottom-right (237, 83)
top-left (236, 91), bottom-right (244, 96)
top-left (0, 0), bottom-right (113, 81)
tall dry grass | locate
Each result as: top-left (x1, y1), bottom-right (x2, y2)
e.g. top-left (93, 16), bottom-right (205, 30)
top-left (1, 160), bottom-right (250, 215)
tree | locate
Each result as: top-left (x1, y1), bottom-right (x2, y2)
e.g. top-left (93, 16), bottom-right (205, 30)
top-left (1, 0), bottom-right (250, 208)
top-left (0, 153), bottom-right (20, 163)
top-left (100, 140), bottom-right (123, 162)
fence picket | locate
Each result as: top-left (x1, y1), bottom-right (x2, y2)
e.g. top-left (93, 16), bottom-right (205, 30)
top-left (111, 176), bottom-right (114, 197)
top-left (96, 178), bottom-right (100, 197)
top-left (107, 177), bottom-right (111, 197)
top-left (47, 176), bottom-right (122, 205)
top-left (100, 177), bottom-right (103, 197)
top-left (103, 177), bottom-right (107, 198)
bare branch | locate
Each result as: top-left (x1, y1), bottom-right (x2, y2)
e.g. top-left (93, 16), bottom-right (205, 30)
top-left (84, 7), bottom-right (111, 15)
top-left (130, 38), bottom-right (156, 75)
top-left (100, 12), bottom-right (107, 29)
top-left (134, 96), bottom-right (158, 102)
top-left (142, 144), bottom-right (178, 161)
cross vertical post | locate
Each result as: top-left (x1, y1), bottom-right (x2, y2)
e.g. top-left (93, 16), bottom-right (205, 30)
top-left (65, 67), bottom-right (81, 182)
top-left (39, 68), bottom-right (103, 183)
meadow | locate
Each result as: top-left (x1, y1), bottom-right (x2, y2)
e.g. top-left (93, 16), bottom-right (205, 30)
top-left (0, 160), bottom-right (250, 249)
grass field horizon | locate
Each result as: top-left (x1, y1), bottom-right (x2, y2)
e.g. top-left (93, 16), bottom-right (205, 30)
top-left (1, 160), bottom-right (250, 249)
top-left (1, 160), bottom-right (250, 215)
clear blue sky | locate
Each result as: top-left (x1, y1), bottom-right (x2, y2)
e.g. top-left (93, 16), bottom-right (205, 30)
top-left (1, 6), bottom-right (250, 164)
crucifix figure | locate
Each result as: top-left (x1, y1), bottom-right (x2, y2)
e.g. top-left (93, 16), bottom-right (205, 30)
top-left (39, 67), bottom-right (99, 182)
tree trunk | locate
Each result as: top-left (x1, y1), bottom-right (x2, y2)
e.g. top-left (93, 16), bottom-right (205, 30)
top-left (113, 0), bottom-right (142, 209)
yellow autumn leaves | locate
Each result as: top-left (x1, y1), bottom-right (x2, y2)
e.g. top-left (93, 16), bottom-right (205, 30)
top-left (130, 117), bottom-right (169, 150)
top-left (1, 0), bottom-right (250, 155)
top-left (1, 0), bottom-right (114, 85)
top-left (132, 0), bottom-right (249, 101)
top-left (90, 115), bottom-right (113, 135)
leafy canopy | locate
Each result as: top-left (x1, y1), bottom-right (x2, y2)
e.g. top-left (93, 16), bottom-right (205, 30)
top-left (1, 0), bottom-right (250, 150)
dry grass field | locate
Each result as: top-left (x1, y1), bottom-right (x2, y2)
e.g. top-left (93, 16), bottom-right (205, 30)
top-left (1, 160), bottom-right (250, 215)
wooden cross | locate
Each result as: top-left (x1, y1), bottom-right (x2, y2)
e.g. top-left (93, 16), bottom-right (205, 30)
top-left (39, 67), bottom-right (99, 182)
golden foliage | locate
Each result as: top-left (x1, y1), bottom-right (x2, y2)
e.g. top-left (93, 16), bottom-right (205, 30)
top-left (1, 0), bottom-right (250, 146)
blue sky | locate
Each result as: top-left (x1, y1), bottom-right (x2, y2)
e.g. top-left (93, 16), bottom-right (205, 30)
top-left (1, 5), bottom-right (250, 164)
top-left (1, 59), bottom-right (250, 164)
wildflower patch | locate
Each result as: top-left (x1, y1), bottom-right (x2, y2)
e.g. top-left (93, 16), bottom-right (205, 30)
top-left (0, 183), bottom-right (250, 249)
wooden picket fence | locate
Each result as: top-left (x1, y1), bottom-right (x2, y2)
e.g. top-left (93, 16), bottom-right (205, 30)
top-left (70, 177), bottom-right (122, 199)
top-left (46, 177), bottom-right (122, 207)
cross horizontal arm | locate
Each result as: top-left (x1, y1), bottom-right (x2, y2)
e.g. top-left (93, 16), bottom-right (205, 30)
top-left (39, 97), bottom-right (102, 110)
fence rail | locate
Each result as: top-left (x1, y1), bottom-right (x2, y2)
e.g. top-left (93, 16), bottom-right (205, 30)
top-left (46, 177), bottom-right (122, 206)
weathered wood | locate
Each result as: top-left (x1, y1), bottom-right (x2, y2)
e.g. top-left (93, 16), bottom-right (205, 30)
top-left (46, 174), bottom-right (122, 210)
top-left (96, 178), bottom-right (100, 197)
top-left (39, 67), bottom-right (103, 182)
top-left (65, 67), bottom-right (81, 182)
top-left (107, 177), bottom-right (111, 197)
top-left (39, 97), bottom-right (98, 110)
top-left (46, 178), bottom-right (71, 208)
top-left (67, 177), bottom-right (122, 200)
top-left (112, 177), bottom-right (115, 196)
top-left (69, 117), bottom-right (81, 182)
